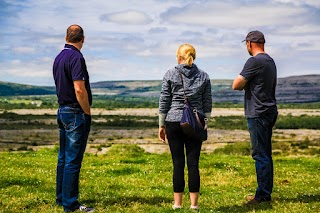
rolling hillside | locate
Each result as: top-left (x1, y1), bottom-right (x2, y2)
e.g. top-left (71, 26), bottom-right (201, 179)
top-left (90, 75), bottom-right (320, 103)
top-left (0, 81), bottom-right (55, 96)
top-left (1, 75), bottom-right (320, 103)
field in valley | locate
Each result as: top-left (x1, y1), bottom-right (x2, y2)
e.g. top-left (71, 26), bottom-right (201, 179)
top-left (0, 96), bottom-right (319, 212)
top-left (1, 107), bottom-right (320, 155)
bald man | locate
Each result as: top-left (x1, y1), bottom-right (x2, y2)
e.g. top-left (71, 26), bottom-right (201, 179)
top-left (53, 24), bottom-right (94, 212)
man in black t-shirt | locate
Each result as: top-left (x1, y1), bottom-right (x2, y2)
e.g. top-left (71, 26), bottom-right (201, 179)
top-left (232, 30), bottom-right (278, 205)
top-left (53, 24), bottom-right (94, 212)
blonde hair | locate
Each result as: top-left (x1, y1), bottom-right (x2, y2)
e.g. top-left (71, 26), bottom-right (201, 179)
top-left (176, 44), bottom-right (196, 66)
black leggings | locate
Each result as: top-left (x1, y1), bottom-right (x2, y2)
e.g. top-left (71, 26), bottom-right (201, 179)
top-left (166, 122), bottom-right (202, 193)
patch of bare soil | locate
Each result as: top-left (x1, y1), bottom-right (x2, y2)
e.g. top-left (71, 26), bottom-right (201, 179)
top-left (0, 128), bottom-right (242, 153)
top-left (1, 108), bottom-right (319, 154)
top-left (1, 128), bottom-right (320, 154)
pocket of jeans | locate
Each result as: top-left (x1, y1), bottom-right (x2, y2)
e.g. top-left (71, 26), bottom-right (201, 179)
top-left (82, 113), bottom-right (92, 125)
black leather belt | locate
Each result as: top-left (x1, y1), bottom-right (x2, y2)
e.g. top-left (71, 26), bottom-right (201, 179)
top-left (60, 103), bottom-right (80, 108)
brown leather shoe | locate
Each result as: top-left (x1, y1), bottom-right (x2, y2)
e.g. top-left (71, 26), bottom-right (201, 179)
top-left (245, 195), bottom-right (255, 201)
top-left (244, 197), bottom-right (261, 205)
top-left (244, 195), bottom-right (262, 205)
top-left (244, 195), bottom-right (271, 205)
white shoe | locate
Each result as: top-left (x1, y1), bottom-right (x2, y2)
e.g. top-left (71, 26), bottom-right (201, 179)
top-left (172, 205), bottom-right (182, 210)
top-left (190, 205), bottom-right (199, 211)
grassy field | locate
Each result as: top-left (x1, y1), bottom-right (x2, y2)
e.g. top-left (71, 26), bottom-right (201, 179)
top-left (0, 144), bottom-right (319, 213)
top-left (0, 97), bottom-right (319, 212)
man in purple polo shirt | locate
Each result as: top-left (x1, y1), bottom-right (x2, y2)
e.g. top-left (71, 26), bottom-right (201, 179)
top-left (53, 24), bottom-right (94, 212)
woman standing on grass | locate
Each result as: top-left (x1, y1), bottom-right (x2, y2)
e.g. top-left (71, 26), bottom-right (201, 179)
top-left (158, 44), bottom-right (212, 210)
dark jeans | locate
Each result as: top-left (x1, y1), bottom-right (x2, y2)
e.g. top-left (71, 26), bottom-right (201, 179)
top-left (56, 106), bottom-right (91, 212)
top-left (166, 122), bottom-right (202, 193)
top-left (247, 107), bottom-right (278, 201)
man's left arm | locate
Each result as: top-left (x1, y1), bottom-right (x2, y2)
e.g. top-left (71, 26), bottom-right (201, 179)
top-left (74, 80), bottom-right (91, 115)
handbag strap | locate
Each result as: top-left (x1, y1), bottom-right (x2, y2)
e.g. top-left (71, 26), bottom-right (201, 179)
top-left (179, 71), bottom-right (208, 130)
top-left (179, 72), bottom-right (187, 102)
top-left (179, 71), bottom-right (207, 130)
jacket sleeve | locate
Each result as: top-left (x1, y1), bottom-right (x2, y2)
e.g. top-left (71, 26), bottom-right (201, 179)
top-left (159, 72), bottom-right (172, 126)
top-left (202, 77), bottom-right (212, 116)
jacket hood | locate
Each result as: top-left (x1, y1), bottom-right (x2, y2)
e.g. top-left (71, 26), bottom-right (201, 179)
top-left (175, 64), bottom-right (198, 77)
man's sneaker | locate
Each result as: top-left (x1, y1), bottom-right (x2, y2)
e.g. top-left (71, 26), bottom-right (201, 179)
top-left (79, 205), bottom-right (95, 212)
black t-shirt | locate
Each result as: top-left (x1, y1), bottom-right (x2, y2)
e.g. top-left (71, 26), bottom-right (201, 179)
top-left (240, 53), bottom-right (277, 117)
top-left (53, 44), bottom-right (92, 106)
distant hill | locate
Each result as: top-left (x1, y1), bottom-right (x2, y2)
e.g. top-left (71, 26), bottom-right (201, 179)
top-left (1, 75), bottom-right (320, 103)
top-left (0, 81), bottom-right (55, 96)
top-left (91, 75), bottom-right (320, 103)
top-left (276, 75), bottom-right (320, 103)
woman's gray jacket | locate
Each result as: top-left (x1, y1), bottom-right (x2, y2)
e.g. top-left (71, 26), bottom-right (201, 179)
top-left (159, 64), bottom-right (212, 126)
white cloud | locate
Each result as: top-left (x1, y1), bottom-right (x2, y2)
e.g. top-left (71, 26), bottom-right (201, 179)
top-left (161, 2), bottom-right (309, 29)
top-left (12, 47), bottom-right (36, 54)
top-left (273, 0), bottom-right (320, 8)
top-left (86, 58), bottom-right (168, 82)
top-left (100, 10), bottom-right (153, 25)
top-left (275, 24), bottom-right (320, 35)
top-left (1, 58), bottom-right (52, 85)
top-left (0, 0), bottom-right (319, 85)
top-left (148, 27), bottom-right (168, 34)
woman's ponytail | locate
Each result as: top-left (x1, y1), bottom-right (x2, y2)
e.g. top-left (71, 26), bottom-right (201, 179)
top-left (176, 44), bottom-right (196, 66)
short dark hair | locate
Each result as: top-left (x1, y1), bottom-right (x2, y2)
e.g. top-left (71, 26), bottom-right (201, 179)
top-left (66, 25), bottom-right (84, 43)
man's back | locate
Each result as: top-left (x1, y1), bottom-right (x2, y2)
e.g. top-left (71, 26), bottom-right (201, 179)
top-left (53, 44), bottom-right (92, 106)
top-left (240, 53), bottom-right (277, 117)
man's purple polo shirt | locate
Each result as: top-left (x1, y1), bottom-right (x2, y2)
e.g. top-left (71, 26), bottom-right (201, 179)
top-left (53, 44), bottom-right (92, 106)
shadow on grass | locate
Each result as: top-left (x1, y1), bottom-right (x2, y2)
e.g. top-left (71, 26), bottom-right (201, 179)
top-left (0, 177), bottom-right (41, 188)
top-left (215, 202), bottom-right (272, 213)
top-left (83, 195), bottom-right (171, 207)
top-left (276, 194), bottom-right (320, 203)
top-left (215, 194), bottom-right (320, 212)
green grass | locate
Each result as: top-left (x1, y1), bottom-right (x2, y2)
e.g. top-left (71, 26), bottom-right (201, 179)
top-left (0, 145), bottom-right (319, 212)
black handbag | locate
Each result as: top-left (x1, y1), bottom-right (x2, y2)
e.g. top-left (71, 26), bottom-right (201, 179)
top-left (179, 72), bottom-right (208, 142)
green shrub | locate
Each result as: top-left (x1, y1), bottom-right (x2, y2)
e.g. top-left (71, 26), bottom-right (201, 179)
top-left (213, 142), bottom-right (251, 155)
top-left (273, 141), bottom-right (291, 152)
top-left (17, 146), bottom-right (29, 151)
top-left (209, 116), bottom-right (247, 130)
top-left (275, 115), bottom-right (320, 129)
top-left (107, 144), bottom-right (146, 157)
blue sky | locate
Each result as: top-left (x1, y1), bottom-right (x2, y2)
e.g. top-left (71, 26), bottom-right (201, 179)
top-left (1, 0), bottom-right (319, 86)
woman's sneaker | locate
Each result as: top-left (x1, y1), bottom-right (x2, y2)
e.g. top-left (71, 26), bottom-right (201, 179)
top-left (172, 205), bottom-right (182, 210)
top-left (190, 205), bottom-right (199, 211)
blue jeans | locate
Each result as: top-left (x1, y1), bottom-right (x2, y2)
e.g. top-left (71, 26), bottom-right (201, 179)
top-left (247, 107), bottom-right (278, 201)
top-left (56, 106), bottom-right (91, 212)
